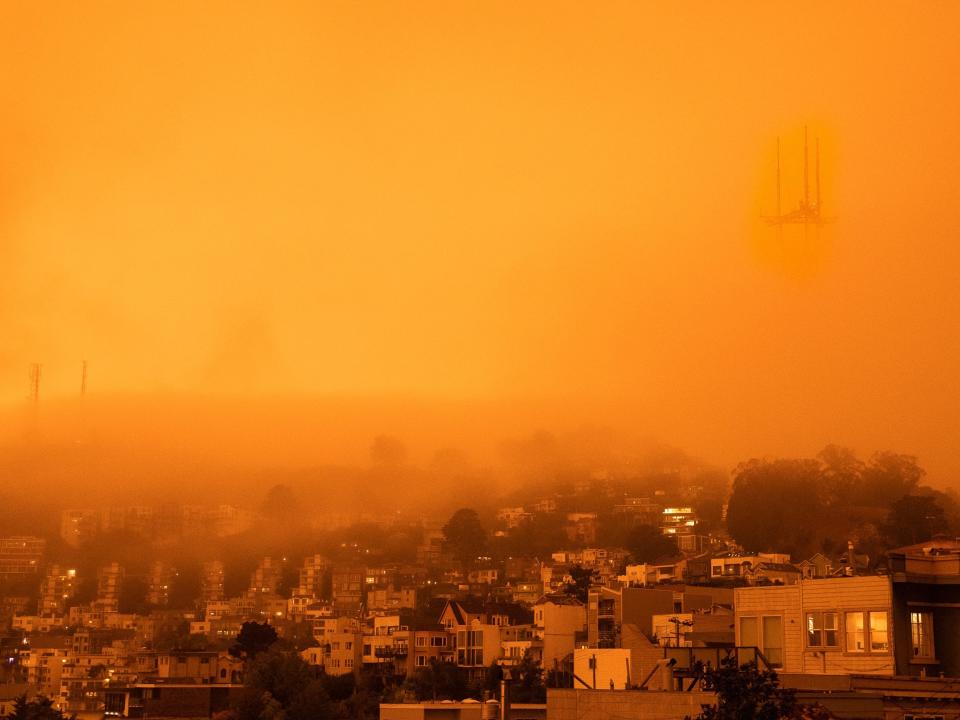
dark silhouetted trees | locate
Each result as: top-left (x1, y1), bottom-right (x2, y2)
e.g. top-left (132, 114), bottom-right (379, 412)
top-left (442, 508), bottom-right (487, 567)
top-left (407, 658), bottom-right (468, 701)
top-left (690, 659), bottom-right (829, 720)
top-left (8, 696), bottom-right (76, 720)
top-left (231, 621), bottom-right (279, 658)
top-left (234, 649), bottom-right (333, 720)
top-left (625, 524), bottom-right (679, 564)
top-left (726, 449), bottom-right (946, 560)
top-left (883, 495), bottom-right (949, 547)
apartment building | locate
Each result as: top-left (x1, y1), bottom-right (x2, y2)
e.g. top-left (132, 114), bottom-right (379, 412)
top-left (0, 537), bottom-right (45, 581)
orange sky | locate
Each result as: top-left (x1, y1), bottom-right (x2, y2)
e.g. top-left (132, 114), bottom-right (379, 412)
top-left (2, 2), bottom-right (959, 480)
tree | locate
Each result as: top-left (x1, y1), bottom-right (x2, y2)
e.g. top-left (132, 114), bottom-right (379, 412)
top-left (234, 650), bottom-right (333, 720)
top-left (231, 621), bottom-right (279, 658)
top-left (883, 495), bottom-right (949, 547)
top-left (817, 445), bottom-right (863, 507)
top-left (859, 453), bottom-right (925, 506)
top-left (726, 459), bottom-right (823, 557)
top-left (625, 524), bottom-right (679, 564)
top-left (689, 660), bottom-right (828, 720)
top-left (442, 508), bottom-right (487, 567)
top-left (9, 696), bottom-right (76, 720)
top-left (561, 565), bottom-right (597, 603)
top-left (407, 658), bottom-right (467, 701)
top-left (509, 652), bottom-right (546, 703)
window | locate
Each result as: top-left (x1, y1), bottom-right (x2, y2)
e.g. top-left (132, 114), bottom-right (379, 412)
top-left (738, 615), bottom-right (783, 667)
top-left (344, 659), bottom-right (353, 668)
top-left (845, 611), bottom-right (889, 653)
top-left (416, 636), bottom-right (426, 647)
top-left (910, 612), bottom-right (935, 660)
top-left (739, 617), bottom-right (758, 648)
top-left (345, 642), bottom-right (352, 650)
top-left (416, 655), bottom-right (426, 667)
top-left (806, 612), bottom-right (839, 648)
top-left (763, 616), bottom-right (784, 667)
top-left (431, 636), bottom-right (446, 647)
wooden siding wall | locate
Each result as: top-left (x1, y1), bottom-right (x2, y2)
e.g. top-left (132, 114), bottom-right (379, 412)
top-left (735, 577), bottom-right (895, 675)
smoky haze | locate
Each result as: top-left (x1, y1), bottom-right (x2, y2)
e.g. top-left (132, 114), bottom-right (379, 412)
top-left (1, 3), bottom-right (959, 492)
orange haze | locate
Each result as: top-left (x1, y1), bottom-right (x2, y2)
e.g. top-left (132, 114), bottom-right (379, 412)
top-left (2, 3), bottom-right (959, 485)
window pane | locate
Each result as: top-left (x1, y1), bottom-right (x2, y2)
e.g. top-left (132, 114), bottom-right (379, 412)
top-left (845, 612), bottom-right (865, 653)
top-left (808, 612), bottom-right (824, 647)
top-left (870, 612), bottom-right (889, 652)
top-left (911, 611), bottom-right (935, 659)
top-left (740, 617), bottom-right (758, 648)
top-left (763, 616), bottom-right (783, 667)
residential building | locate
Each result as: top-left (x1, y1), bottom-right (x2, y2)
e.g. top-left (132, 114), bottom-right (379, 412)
top-left (533, 595), bottom-right (586, 669)
top-left (332, 566), bottom-right (365, 615)
top-left (146, 562), bottom-right (175, 607)
top-left (0, 537), bottom-right (45, 580)
top-left (710, 551), bottom-right (791, 580)
top-left (200, 561), bottom-right (225, 602)
top-left (734, 576), bottom-right (895, 672)
top-left (38, 566), bottom-right (77, 615)
top-left (95, 563), bottom-right (124, 612)
top-left (888, 536), bottom-right (960, 677)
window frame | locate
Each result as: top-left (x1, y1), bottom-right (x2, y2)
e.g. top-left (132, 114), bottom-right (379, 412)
top-left (910, 611), bottom-right (936, 662)
top-left (805, 611), bottom-right (840, 650)
top-left (738, 614), bottom-right (784, 668)
top-left (843, 610), bottom-right (891, 655)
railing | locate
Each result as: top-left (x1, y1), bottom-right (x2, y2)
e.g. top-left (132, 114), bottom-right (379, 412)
top-left (662, 645), bottom-right (774, 673)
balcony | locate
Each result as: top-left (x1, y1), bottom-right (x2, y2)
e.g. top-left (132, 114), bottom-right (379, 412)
top-left (662, 645), bottom-right (773, 673)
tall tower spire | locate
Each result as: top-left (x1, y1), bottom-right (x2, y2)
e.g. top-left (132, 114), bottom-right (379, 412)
top-left (815, 136), bottom-right (821, 216)
top-left (776, 136), bottom-right (781, 218)
top-left (28, 363), bottom-right (41, 405)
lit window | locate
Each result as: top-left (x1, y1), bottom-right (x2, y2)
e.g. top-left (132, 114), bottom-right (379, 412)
top-left (845, 611), bottom-right (889, 653)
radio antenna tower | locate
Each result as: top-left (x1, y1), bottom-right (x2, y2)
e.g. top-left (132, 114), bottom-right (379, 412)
top-left (28, 363), bottom-right (41, 405)
top-left (81, 361), bottom-right (88, 397)
top-left (763, 125), bottom-right (835, 232)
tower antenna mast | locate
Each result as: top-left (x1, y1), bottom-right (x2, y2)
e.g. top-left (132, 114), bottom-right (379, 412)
top-left (776, 137), bottom-right (781, 218)
top-left (28, 363), bottom-right (41, 405)
top-left (816, 136), bottom-right (821, 217)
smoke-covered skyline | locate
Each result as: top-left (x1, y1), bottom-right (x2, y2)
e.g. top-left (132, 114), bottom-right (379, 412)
top-left (2, 3), bottom-right (960, 483)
